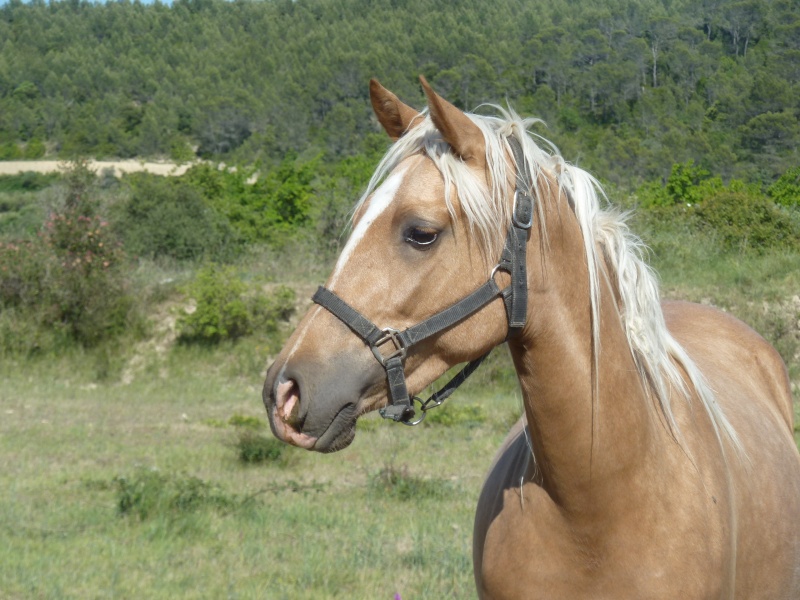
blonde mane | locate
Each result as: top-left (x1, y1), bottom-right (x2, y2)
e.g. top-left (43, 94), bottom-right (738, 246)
top-left (356, 107), bottom-right (740, 452)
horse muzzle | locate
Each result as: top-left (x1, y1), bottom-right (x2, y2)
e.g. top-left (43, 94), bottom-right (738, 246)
top-left (262, 353), bottom-right (380, 453)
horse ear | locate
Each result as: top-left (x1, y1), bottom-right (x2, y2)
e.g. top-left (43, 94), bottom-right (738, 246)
top-left (419, 75), bottom-right (485, 167)
top-left (369, 79), bottom-right (423, 141)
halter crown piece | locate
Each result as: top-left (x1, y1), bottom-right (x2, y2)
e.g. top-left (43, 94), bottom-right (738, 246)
top-left (312, 137), bottom-right (534, 424)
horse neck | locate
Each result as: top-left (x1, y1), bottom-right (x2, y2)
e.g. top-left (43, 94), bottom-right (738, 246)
top-left (508, 199), bottom-right (658, 517)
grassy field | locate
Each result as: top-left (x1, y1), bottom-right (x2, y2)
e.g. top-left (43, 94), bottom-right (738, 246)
top-left (1, 207), bottom-right (799, 598)
top-left (2, 297), bottom-right (798, 600)
top-left (0, 343), bottom-right (522, 599)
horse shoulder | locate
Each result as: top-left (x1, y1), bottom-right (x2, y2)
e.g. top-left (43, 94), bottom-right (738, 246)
top-left (474, 417), bottom-right (587, 599)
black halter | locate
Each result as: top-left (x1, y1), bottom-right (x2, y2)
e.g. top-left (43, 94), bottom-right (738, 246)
top-left (312, 138), bottom-right (534, 424)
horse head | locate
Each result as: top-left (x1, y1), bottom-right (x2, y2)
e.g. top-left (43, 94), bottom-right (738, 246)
top-left (262, 78), bottom-right (518, 452)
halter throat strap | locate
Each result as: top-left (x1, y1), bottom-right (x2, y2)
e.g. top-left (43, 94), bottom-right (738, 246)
top-left (312, 136), bottom-right (534, 424)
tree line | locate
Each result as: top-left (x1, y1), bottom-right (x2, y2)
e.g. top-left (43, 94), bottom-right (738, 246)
top-left (0, 0), bottom-right (797, 188)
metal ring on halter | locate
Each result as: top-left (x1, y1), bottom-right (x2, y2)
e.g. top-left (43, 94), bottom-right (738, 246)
top-left (400, 397), bottom-right (427, 426)
top-left (490, 263), bottom-right (510, 281)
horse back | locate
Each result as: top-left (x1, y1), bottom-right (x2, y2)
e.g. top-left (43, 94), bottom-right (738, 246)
top-left (661, 300), bottom-right (794, 435)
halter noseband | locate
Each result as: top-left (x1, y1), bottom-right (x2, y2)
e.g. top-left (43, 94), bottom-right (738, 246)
top-left (312, 137), bottom-right (533, 424)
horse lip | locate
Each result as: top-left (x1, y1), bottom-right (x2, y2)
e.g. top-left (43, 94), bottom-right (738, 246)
top-left (268, 405), bottom-right (317, 449)
top-left (263, 366), bottom-right (311, 430)
top-left (312, 403), bottom-right (358, 453)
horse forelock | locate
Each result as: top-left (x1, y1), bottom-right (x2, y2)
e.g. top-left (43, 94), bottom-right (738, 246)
top-left (356, 106), bottom-right (741, 453)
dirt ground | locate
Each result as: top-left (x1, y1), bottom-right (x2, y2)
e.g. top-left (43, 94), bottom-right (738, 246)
top-left (0, 159), bottom-right (191, 178)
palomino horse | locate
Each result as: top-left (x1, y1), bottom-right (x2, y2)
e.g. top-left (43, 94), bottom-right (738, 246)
top-left (263, 77), bottom-right (800, 598)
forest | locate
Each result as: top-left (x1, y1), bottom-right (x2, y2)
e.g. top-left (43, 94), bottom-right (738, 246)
top-left (0, 0), bottom-right (798, 188)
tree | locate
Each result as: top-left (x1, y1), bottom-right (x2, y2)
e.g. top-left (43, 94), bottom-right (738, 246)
top-left (722, 1), bottom-right (764, 57)
top-left (645, 17), bottom-right (678, 88)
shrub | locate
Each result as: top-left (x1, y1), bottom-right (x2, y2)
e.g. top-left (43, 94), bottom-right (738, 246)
top-left (692, 192), bottom-right (800, 253)
top-left (0, 161), bottom-right (140, 351)
top-left (637, 161), bottom-right (725, 208)
top-left (60, 158), bottom-right (97, 214)
top-left (22, 138), bottom-right (45, 159)
top-left (0, 239), bottom-right (48, 309)
top-left (228, 414), bottom-right (265, 430)
top-left (114, 468), bottom-right (235, 520)
top-left (0, 211), bottom-right (135, 349)
top-left (423, 402), bottom-right (486, 428)
top-left (768, 166), bottom-right (800, 209)
top-left (236, 431), bottom-right (292, 465)
top-left (0, 172), bottom-right (58, 193)
top-left (116, 174), bottom-right (240, 261)
top-left (183, 156), bottom-right (316, 247)
top-left (177, 264), bottom-right (295, 344)
top-left (45, 209), bottom-right (134, 345)
top-left (0, 142), bottom-right (22, 160)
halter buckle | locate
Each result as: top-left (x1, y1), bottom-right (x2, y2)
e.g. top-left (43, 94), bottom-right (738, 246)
top-left (371, 328), bottom-right (407, 366)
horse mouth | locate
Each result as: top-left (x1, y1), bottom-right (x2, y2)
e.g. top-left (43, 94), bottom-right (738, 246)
top-left (268, 391), bottom-right (358, 453)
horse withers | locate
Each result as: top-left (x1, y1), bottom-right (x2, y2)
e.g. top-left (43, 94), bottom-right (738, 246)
top-left (262, 77), bottom-right (800, 599)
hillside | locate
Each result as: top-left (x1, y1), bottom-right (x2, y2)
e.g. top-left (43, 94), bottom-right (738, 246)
top-left (0, 0), bottom-right (798, 188)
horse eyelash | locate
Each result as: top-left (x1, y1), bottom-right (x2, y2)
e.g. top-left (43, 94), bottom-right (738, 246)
top-left (404, 227), bottom-right (439, 248)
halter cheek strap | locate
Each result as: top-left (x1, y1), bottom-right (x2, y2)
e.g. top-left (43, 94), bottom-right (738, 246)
top-left (312, 137), bottom-right (534, 424)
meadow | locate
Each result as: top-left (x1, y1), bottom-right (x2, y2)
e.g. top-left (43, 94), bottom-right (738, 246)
top-left (1, 241), bottom-right (798, 599)
top-left (0, 341), bottom-right (521, 599)
top-left (0, 162), bottom-right (798, 599)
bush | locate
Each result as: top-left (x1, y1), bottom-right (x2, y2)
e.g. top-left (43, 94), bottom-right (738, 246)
top-left (177, 264), bottom-right (295, 344)
top-left (637, 161), bottom-right (725, 208)
top-left (0, 211), bottom-right (136, 349)
top-left (0, 239), bottom-right (48, 309)
top-left (228, 414), bottom-right (264, 430)
top-left (183, 156), bottom-right (316, 247)
top-left (0, 142), bottom-right (22, 160)
top-left (22, 138), bottom-right (46, 159)
top-left (692, 192), bottom-right (800, 253)
top-left (368, 465), bottom-right (453, 502)
top-left (423, 402), bottom-right (486, 428)
top-left (236, 431), bottom-right (292, 465)
top-left (60, 158), bottom-right (97, 214)
top-left (114, 468), bottom-right (235, 520)
top-left (0, 161), bottom-right (140, 351)
top-left (116, 174), bottom-right (240, 261)
top-left (768, 166), bottom-right (800, 209)
top-left (0, 172), bottom-right (58, 193)
top-left (49, 212), bottom-right (135, 344)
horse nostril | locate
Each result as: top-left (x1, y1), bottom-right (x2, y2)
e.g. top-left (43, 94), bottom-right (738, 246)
top-left (276, 379), bottom-right (304, 430)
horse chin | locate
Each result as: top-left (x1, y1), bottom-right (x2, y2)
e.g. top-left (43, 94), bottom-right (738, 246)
top-left (308, 402), bottom-right (359, 453)
top-left (314, 422), bottom-right (357, 453)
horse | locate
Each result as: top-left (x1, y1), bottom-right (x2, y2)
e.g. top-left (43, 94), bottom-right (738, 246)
top-left (262, 77), bottom-right (800, 599)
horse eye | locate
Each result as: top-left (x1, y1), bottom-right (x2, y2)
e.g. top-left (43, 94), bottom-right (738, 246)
top-left (404, 226), bottom-right (439, 249)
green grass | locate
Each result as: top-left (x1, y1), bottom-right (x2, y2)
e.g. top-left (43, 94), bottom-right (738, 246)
top-left (0, 354), bottom-right (520, 599)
